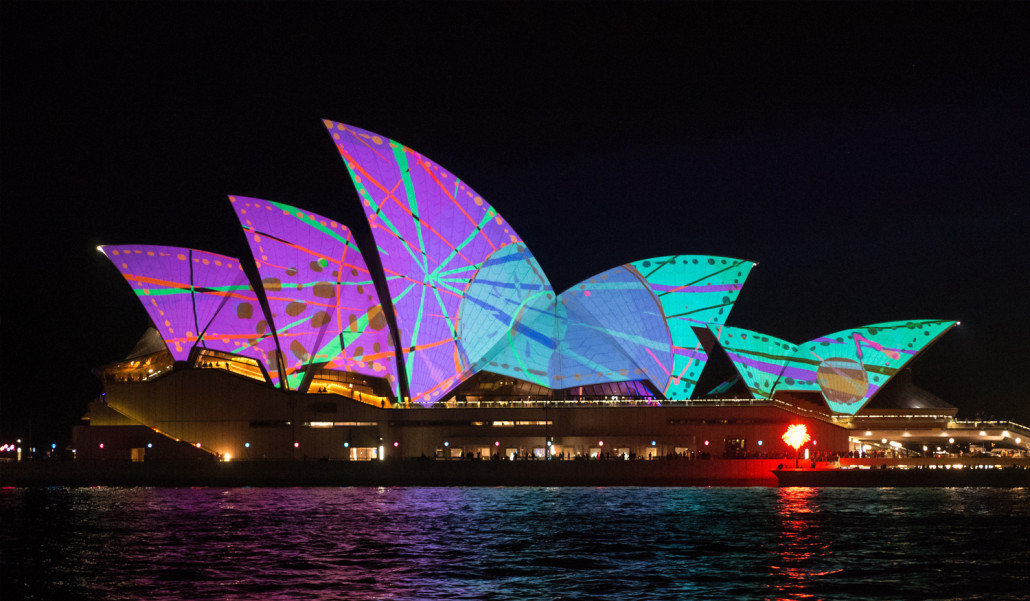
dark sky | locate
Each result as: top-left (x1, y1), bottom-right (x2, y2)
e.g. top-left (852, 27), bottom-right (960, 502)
top-left (3, 2), bottom-right (1029, 445)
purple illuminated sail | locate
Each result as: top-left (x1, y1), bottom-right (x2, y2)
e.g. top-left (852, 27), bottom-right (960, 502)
top-left (99, 245), bottom-right (278, 379)
top-left (326, 120), bottom-right (551, 404)
top-left (230, 196), bottom-right (399, 393)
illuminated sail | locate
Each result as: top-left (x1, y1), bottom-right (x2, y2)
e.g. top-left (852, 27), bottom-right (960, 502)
top-left (707, 325), bottom-right (797, 399)
top-left (326, 120), bottom-right (552, 404)
top-left (230, 196), bottom-right (399, 393)
top-left (99, 245), bottom-right (278, 380)
top-left (481, 256), bottom-right (753, 395)
top-left (773, 320), bottom-right (957, 415)
top-left (630, 256), bottom-right (754, 398)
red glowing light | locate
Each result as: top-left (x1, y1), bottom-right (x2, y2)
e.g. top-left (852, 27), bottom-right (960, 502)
top-left (704, 440), bottom-right (709, 446)
top-left (598, 441), bottom-right (604, 447)
top-left (293, 442), bottom-right (299, 448)
top-left (99, 443), bottom-right (104, 449)
top-left (782, 424), bottom-right (811, 451)
top-left (393, 441), bottom-right (399, 447)
top-left (494, 441), bottom-right (500, 446)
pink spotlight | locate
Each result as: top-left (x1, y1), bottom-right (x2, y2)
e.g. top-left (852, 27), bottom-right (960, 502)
top-left (393, 441), bottom-right (399, 448)
top-left (599, 440), bottom-right (604, 447)
top-left (494, 441), bottom-right (500, 446)
top-left (293, 442), bottom-right (300, 448)
top-left (99, 443), bottom-right (104, 449)
top-left (704, 440), bottom-right (709, 446)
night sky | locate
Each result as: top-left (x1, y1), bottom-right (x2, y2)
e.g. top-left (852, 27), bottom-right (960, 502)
top-left (3, 2), bottom-right (1029, 446)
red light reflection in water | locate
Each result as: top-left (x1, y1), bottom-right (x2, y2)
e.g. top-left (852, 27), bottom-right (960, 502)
top-left (767, 487), bottom-right (841, 600)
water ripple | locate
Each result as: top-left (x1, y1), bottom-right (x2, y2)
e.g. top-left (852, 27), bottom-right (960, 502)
top-left (2, 487), bottom-right (1028, 600)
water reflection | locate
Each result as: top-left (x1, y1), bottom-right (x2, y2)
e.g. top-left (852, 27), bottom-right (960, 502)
top-left (768, 487), bottom-right (841, 600)
top-left (2, 487), bottom-right (1029, 600)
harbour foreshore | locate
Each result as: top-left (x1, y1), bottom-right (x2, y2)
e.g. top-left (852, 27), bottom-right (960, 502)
top-left (3, 457), bottom-right (787, 487)
top-left (6, 456), bottom-right (1028, 488)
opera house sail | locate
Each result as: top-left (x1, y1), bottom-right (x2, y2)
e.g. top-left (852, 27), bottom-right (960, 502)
top-left (709, 320), bottom-right (958, 415)
top-left (98, 245), bottom-right (281, 383)
top-left (229, 196), bottom-right (399, 394)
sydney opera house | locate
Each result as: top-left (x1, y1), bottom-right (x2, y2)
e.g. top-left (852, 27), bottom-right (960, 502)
top-left (74, 121), bottom-right (1026, 463)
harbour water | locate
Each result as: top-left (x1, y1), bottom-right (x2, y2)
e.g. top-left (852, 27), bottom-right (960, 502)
top-left (2, 486), bottom-right (1027, 600)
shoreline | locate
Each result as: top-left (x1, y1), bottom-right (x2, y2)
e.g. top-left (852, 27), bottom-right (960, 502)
top-left (3, 458), bottom-right (784, 487)
top-left (5, 458), bottom-right (1029, 488)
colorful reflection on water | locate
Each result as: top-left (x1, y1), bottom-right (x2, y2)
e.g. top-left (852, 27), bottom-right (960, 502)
top-left (2, 487), bottom-right (1028, 600)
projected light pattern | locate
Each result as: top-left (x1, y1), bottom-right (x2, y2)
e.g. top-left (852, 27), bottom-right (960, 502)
top-left (454, 255), bottom-right (752, 396)
top-left (630, 256), bottom-right (753, 398)
top-left (459, 243), bottom-right (554, 382)
top-left (326, 120), bottom-right (551, 404)
top-left (100, 121), bottom-right (957, 410)
top-left (327, 122), bottom-right (759, 402)
top-left (707, 325), bottom-right (797, 399)
top-left (774, 320), bottom-right (957, 414)
top-left (99, 245), bottom-right (278, 381)
top-left (550, 265), bottom-right (664, 390)
top-left (477, 285), bottom-right (560, 387)
top-left (230, 196), bottom-right (398, 393)
top-left (710, 320), bottom-right (957, 414)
